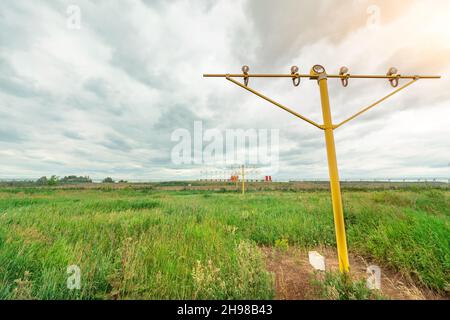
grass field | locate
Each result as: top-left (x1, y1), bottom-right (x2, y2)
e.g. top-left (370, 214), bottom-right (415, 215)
top-left (0, 184), bottom-right (448, 299)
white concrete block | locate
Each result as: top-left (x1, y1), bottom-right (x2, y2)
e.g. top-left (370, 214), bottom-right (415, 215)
top-left (308, 251), bottom-right (326, 271)
top-left (366, 265), bottom-right (381, 290)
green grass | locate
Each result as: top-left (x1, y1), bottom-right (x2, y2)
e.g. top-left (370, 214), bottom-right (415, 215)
top-left (310, 272), bottom-right (385, 300)
top-left (0, 187), bottom-right (448, 299)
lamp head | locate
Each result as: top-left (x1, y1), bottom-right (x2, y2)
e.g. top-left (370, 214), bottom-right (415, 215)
top-left (387, 67), bottom-right (398, 76)
top-left (311, 64), bottom-right (326, 75)
top-left (339, 66), bottom-right (349, 75)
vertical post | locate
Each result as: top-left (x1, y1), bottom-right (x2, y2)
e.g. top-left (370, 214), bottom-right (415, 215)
top-left (242, 165), bottom-right (245, 195)
top-left (317, 72), bottom-right (350, 273)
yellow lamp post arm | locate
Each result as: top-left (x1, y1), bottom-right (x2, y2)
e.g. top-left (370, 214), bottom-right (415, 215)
top-left (226, 76), bottom-right (323, 130)
top-left (204, 73), bottom-right (440, 80)
top-left (334, 78), bottom-right (419, 129)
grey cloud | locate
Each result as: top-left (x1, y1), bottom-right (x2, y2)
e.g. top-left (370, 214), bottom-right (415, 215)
top-left (74, 2), bottom-right (174, 91)
top-left (0, 58), bottom-right (41, 98)
top-left (99, 133), bottom-right (133, 152)
top-left (141, 0), bottom-right (217, 13)
top-left (0, 0), bottom-right (448, 180)
top-left (0, 127), bottom-right (26, 143)
top-left (239, 0), bottom-right (418, 67)
top-left (153, 104), bottom-right (201, 132)
top-left (83, 78), bottom-right (110, 99)
top-left (0, 77), bottom-right (39, 98)
top-left (63, 130), bottom-right (84, 140)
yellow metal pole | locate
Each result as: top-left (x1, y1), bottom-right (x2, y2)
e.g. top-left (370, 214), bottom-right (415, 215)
top-left (242, 165), bottom-right (245, 195)
top-left (315, 70), bottom-right (350, 273)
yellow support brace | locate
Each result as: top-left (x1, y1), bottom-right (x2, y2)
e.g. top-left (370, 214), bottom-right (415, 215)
top-left (334, 78), bottom-right (418, 129)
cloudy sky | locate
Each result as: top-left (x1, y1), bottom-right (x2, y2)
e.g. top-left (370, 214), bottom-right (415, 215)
top-left (0, 0), bottom-right (449, 181)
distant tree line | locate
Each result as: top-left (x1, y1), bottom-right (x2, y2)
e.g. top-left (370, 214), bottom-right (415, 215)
top-left (36, 175), bottom-right (92, 186)
top-left (35, 176), bottom-right (128, 185)
top-left (0, 176), bottom-right (129, 187)
top-left (102, 177), bottom-right (128, 183)
top-left (102, 177), bottom-right (114, 183)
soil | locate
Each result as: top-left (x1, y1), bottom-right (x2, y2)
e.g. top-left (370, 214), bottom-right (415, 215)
top-left (262, 246), bottom-right (447, 300)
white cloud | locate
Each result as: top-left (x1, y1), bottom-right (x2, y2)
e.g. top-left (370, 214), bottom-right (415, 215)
top-left (0, 0), bottom-right (448, 181)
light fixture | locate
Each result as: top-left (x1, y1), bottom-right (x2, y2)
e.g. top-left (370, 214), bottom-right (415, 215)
top-left (242, 65), bottom-right (250, 86)
top-left (387, 67), bottom-right (399, 87)
top-left (312, 64), bottom-right (325, 74)
top-left (339, 66), bottom-right (349, 87)
top-left (339, 66), bottom-right (349, 74)
top-left (291, 65), bottom-right (300, 87)
top-left (387, 67), bottom-right (398, 75)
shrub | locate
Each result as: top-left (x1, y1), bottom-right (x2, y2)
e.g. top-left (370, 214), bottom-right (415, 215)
top-left (102, 177), bottom-right (115, 184)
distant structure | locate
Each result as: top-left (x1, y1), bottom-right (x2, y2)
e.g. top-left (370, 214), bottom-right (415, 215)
top-left (198, 167), bottom-right (273, 183)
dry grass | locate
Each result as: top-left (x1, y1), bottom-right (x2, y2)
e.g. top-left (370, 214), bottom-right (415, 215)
top-left (263, 246), bottom-right (448, 300)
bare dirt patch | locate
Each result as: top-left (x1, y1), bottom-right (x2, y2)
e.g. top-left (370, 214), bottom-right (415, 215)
top-left (262, 246), bottom-right (446, 300)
